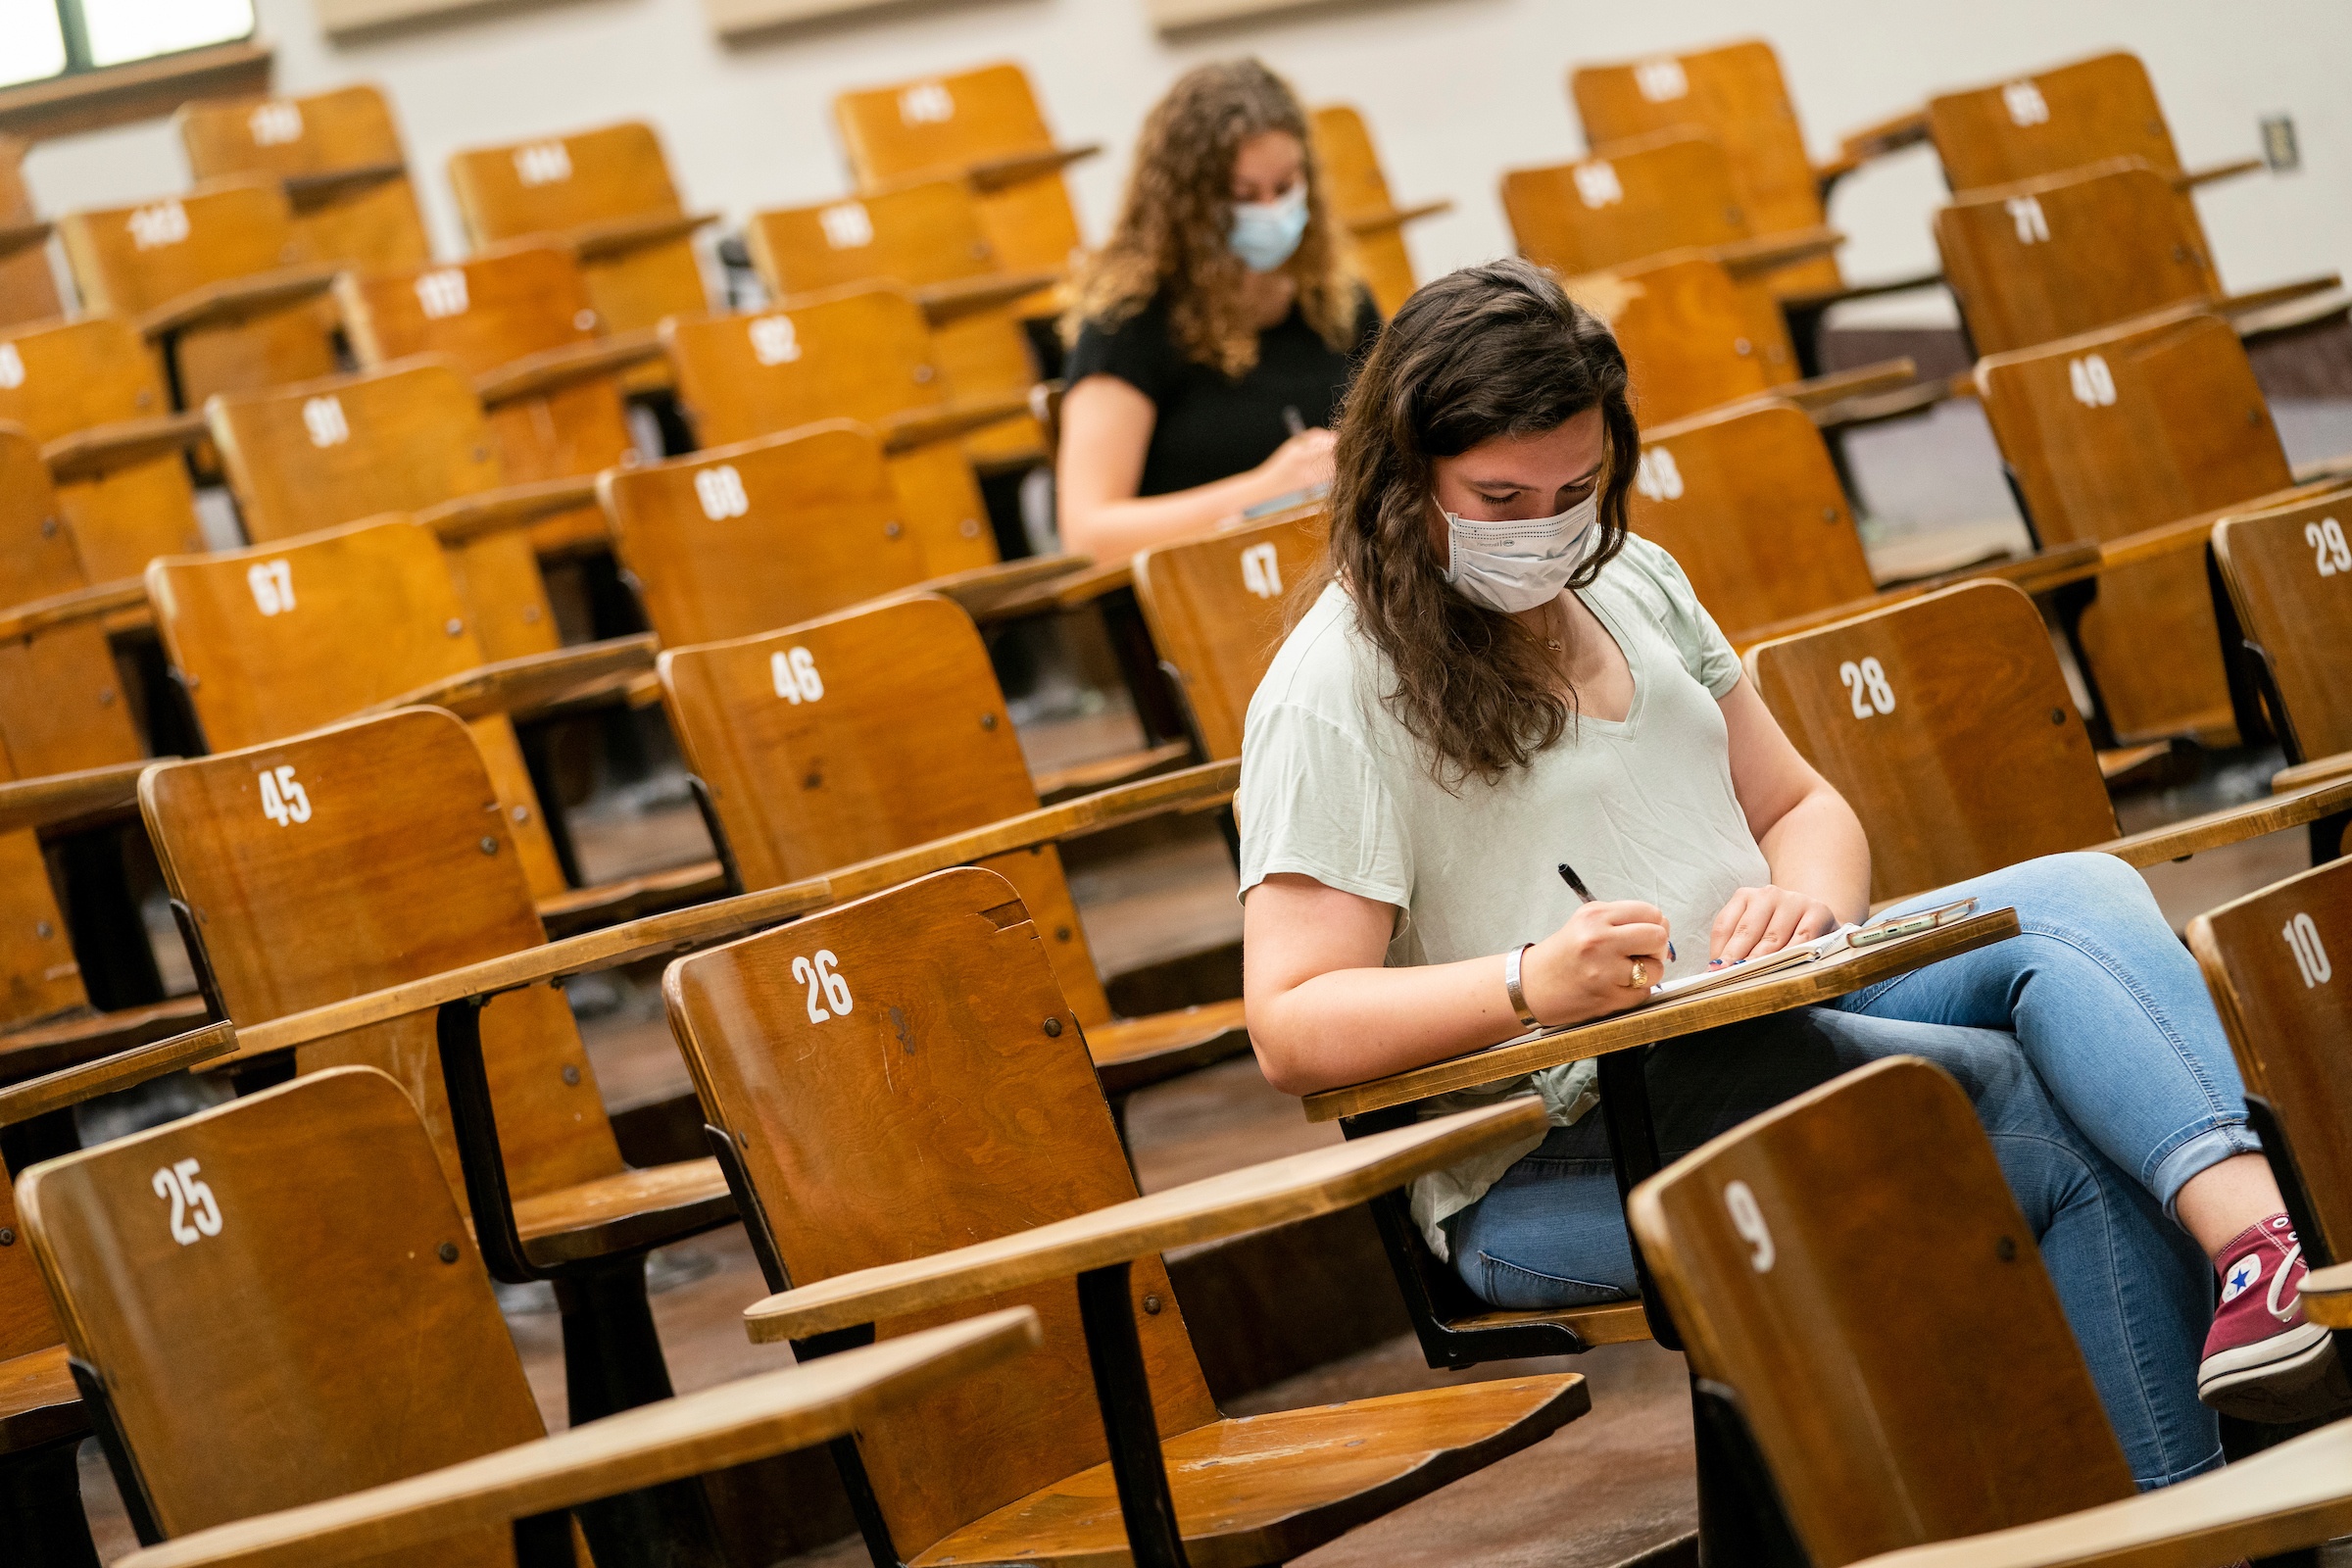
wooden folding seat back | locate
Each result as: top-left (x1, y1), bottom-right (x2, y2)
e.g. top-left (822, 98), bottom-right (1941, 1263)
top-left (136, 709), bottom-right (732, 1257)
top-left (0, 424), bottom-right (88, 610)
top-left (145, 516), bottom-right (569, 898)
top-left (1978, 309), bottom-right (2292, 743)
top-left (2215, 494), bottom-right (2352, 768)
top-left (56, 178), bottom-right (335, 414)
top-left (665, 866), bottom-right (1584, 1567)
top-left (1628, 1055), bottom-right (2139, 1564)
top-left (1571, 40), bottom-right (1842, 297)
top-left (1504, 131), bottom-right (1750, 282)
top-left (0, 757), bottom-right (85, 1031)
top-left (1626, 400), bottom-right (1877, 640)
top-left (600, 420), bottom-right (935, 646)
top-left (207, 359), bottom-right (561, 660)
top-left (745, 179), bottom-right (1045, 467)
top-left (662, 286), bottom-right (1000, 576)
top-left (0, 1098), bottom-right (80, 1490)
top-left (0, 315), bottom-right (202, 582)
top-left (1132, 511), bottom-right (1329, 760)
top-left (1929, 52), bottom-right (2193, 196)
top-left (1935, 158), bottom-right (2218, 358)
top-left (2195, 856), bottom-right (2352, 1262)
top-left (0, 133), bottom-right (62, 328)
top-left (1565, 254), bottom-right (1797, 426)
top-left (1309, 105), bottom-right (1417, 318)
top-left (337, 243), bottom-right (638, 550)
top-left (1743, 581), bottom-right (2122, 904)
top-left (834, 62), bottom-right (1087, 283)
top-left (19, 1065), bottom-right (548, 1561)
top-left (447, 120), bottom-right (709, 347)
top-left (176, 83), bottom-right (433, 273)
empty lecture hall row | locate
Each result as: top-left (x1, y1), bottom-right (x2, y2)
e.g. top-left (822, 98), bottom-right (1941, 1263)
top-left (2, 3), bottom-right (2351, 1566)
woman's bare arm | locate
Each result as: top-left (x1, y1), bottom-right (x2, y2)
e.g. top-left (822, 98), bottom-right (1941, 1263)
top-left (1709, 675), bottom-right (1872, 961)
top-left (1055, 373), bottom-right (1334, 560)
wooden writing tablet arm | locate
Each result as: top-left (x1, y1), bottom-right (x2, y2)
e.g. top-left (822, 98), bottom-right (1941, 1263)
top-left (0, 576), bottom-right (150, 642)
top-left (474, 329), bottom-right (664, 408)
top-left (417, 475), bottom-right (604, 545)
top-left (965, 143), bottom-right (1102, 193)
top-left (0, 757), bottom-right (160, 836)
top-left (877, 390), bottom-right (1036, 454)
top-left (1844, 1414), bottom-right (2352, 1568)
top-left (2087, 775), bottom-right (2352, 867)
top-left (1345, 198), bottom-right (1451, 235)
top-left (359, 634), bottom-right (660, 724)
top-left (0, 1020), bottom-right (235, 1127)
top-left (115, 1309), bottom-right (1041, 1568)
top-left (42, 411), bottom-right (210, 483)
top-left (913, 271), bottom-right (1062, 326)
top-left (133, 265), bottom-right (341, 342)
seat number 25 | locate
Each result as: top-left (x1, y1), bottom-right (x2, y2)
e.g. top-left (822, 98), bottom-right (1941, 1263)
top-left (153, 1158), bottom-right (222, 1246)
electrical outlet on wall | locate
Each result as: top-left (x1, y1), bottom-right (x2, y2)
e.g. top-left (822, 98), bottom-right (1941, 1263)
top-left (2260, 115), bottom-right (2301, 172)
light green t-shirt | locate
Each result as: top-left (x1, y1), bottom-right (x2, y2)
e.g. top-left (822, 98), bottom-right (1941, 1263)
top-left (1237, 534), bottom-right (1768, 1257)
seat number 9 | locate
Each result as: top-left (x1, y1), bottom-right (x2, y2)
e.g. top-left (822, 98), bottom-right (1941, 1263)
top-left (1724, 1179), bottom-right (1774, 1272)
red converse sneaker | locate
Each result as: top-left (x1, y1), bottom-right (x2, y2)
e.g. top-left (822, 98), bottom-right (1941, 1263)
top-left (2198, 1214), bottom-right (2350, 1421)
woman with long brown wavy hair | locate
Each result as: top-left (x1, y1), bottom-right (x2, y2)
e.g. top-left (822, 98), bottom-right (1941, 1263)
top-left (1054, 58), bottom-right (1378, 560)
top-left (1238, 258), bottom-right (2336, 1483)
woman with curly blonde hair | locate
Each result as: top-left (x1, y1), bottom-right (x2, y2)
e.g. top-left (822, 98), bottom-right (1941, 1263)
top-left (1056, 58), bottom-right (1379, 559)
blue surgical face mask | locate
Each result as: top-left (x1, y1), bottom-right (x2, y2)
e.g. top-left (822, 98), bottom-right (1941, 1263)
top-left (1229, 182), bottom-right (1309, 273)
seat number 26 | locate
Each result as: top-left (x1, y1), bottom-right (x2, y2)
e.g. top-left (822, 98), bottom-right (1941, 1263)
top-left (792, 949), bottom-right (854, 1023)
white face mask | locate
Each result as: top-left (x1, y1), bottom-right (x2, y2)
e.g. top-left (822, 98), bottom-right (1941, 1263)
top-left (1436, 491), bottom-right (1601, 612)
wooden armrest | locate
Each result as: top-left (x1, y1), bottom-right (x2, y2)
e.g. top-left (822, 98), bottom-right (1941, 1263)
top-left (910, 556), bottom-right (1093, 620)
top-left (0, 218), bottom-right (51, 257)
top-left (2218, 274), bottom-right (2344, 316)
top-left (2091, 777), bottom-right (2352, 868)
top-left (474, 329), bottom-right (662, 407)
top-left (1846, 1413), bottom-right (2352, 1568)
top-left (118, 1309), bottom-right (1041, 1568)
top-left (824, 759), bottom-right (1237, 906)
top-left (879, 393), bottom-right (1035, 453)
top-left (965, 143), bottom-right (1102, 193)
top-left (957, 560), bottom-right (1134, 622)
top-left (360, 635), bottom-right (659, 723)
top-left (0, 758), bottom-right (158, 835)
top-left (0, 576), bottom-right (148, 641)
top-left (1344, 198), bottom-right (1451, 235)
top-left (2291, 451), bottom-right (2352, 487)
top-left (743, 1102), bottom-right (1546, 1342)
top-left (220, 873), bottom-right (835, 1064)
top-left (1716, 225), bottom-right (1845, 280)
top-left (1777, 270), bottom-right (1947, 313)
top-left (1834, 107), bottom-right (1931, 164)
top-left (42, 411), bottom-right (209, 482)
top-left (0, 1021), bottom-right (233, 1127)
top-left (2228, 286), bottom-right (2352, 340)
top-left (2275, 753), bottom-right (2352, 794)
top-left (559, 211), bottom-right (719, 262)
top-left (2177, 157), bottom-right (2265, 192)
top-left (912, 271), bottom-right (1063, 325)
top-left (2097, 477), bottom-right (2349, 574)
top-left (418, 476), bottom-right (603, 545)
top-left (280, 161), bottom-right (407, 205)
top-left (1725, 542), bottom-right (2102, 654)
top-left (135, 264), bottom-right (340, 340)
top-left (1780, 358), bottom-right (1918, 414)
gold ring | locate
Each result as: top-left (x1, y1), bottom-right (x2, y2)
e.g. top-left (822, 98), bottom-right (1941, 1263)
top-left (1630, 957), bottom-right (1648, 987)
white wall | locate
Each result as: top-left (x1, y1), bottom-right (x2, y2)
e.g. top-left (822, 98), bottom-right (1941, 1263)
top-left (23, 0), bottom-right (2351, 326)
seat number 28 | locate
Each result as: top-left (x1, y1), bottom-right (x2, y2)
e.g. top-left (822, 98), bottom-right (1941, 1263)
top-left (1838, 658), bottom-right (1895, 718)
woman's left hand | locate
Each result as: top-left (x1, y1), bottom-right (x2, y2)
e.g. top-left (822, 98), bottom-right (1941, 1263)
top-left (1710, 885), bottom-right (1841, 966)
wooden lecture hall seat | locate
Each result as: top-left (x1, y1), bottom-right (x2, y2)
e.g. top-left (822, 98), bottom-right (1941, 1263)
top-left (18, 1061), bottom-right (1042, 1567)
top-left (138, 710), bottom-right (742, 1407)
top-left (1975, 308), bottom-right (2330, 746)
top-left (176, 83), bottom-right (434, 274)
top-left (1927, 50), bottom-right (2262, 200)
top-left (1630, 1054), bottom-right (2352, 1565)
top-left (2214, 491), bottom-right (2352, 797)
top-left (1311, 104), bottom-right (1450, 318)
top-left (0, 135), bottom-right (61, 329)
top-left (745, 177), bottom-right (1052, 468)
top-left (1743, 579), bottom-right (2352, 906)
top-left (667, 866), bottom-right (1588, 1567)
top-left (0, 315), bottom-right (208, 584)
top-left (658, 593), bottom-right (1246, 1094)
top-left (1133, 508), bottom-right (1329, 762)
top-left (832, 61), bottom-right (1097, 299)
top-left (447, 119), bottom-right (716, 383)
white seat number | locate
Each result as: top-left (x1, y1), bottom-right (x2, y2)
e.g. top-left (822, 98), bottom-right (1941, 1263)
top-left (792, 949), bottom-right (854, 1021)
top-left (153, 1157), bottom-right (222, 1246)
top-left (302, 395), bottom-right (350, 448)
top-left (259, 763), bottom-right (312, 826)
top-left (1724, 1179), bottom-right (1774, 1271)
top-left (695, 464), bottom-right (750, 520)
top-left (820, 203), bottom-right (874, 249)
top-left (1573, 161), bottom-right (1624, 210)
top-left (749, 315), bottom-right (802, 367)
top-left (2005, 195), bottom-right (2050, 244)
top-left (247, 559), bottom-right (294, 615)
top-left (770, 646), bottom-right (824, 704)
top-left (248, 101), bottom-right (304, 146)
top-left (2284, 911), bottom-right (2332, 988)
top-left (2002, 80), bottom-right (2051, 126)
top-left (2068, 353), bottom-right (2116, 407)
top-left (1240, 541), bottom-right (1282, 599)
top-left (1635, 447), bottom-right (1683, 502)
top-left (1635, 59), bottom-right (1688, 102)
top-left (0, 343), bottom-right (22, 390)
top-left (127, 200), bottom-right (190, 251)
top-left (899, 83), bottom-right (954, 124)
top-left (415, 269), bottom-right (470, 319)
top-left (1838, 657), bottom-right (1894, 718)
top-left (2306, 516), bottom-right (2351, 577)
top-left (514, 141), bottom-right (573, 186)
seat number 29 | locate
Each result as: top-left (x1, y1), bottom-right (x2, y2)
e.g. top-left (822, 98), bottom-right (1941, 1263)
top-left (2307, 517), bottom-right (2351, 578)
top-left (792, 950), bottom-right (854, 1022)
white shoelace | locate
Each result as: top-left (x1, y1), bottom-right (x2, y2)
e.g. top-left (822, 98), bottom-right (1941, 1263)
top-left (2268, 1241), bottom-right (2304, 1321)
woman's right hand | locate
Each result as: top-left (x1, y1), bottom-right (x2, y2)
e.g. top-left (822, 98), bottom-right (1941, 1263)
top-left (1254, 426), bottom-right (1337, 495)
top-left (1517, 901), bottom-right (1672, 1026)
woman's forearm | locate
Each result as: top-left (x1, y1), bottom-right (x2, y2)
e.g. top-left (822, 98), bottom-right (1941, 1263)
top-left (1756, 784), bottom-right (1873, 923)
top-left (1058, 466), bottom-right (1290, 561)
top-left (1249, 954), bottom-right (1524, 1097)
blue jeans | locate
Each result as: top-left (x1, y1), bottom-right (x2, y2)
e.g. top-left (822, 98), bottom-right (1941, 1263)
top-left (1450, 853), bottom-right (2244, 1488)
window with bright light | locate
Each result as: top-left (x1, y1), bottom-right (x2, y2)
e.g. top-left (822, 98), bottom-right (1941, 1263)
top-left (0, 0), bottom-right (253, 90)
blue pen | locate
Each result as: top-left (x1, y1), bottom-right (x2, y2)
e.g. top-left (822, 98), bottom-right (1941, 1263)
top-left (1558, 861), bottom-right (1675, 962)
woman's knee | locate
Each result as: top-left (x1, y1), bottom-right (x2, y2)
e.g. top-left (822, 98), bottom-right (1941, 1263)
top-left (1985, 852), bottom-right (2162, 928)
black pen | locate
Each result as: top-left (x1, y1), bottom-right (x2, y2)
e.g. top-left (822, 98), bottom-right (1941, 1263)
top-left (1559, 861), bottom-right (1676, 962)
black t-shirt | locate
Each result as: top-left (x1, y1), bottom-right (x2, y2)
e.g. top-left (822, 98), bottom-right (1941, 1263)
top-left (1065, 286), bottom-right (1380, 497)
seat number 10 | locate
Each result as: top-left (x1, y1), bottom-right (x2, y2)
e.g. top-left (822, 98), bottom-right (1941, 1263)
top-left (2283, 912), bottom-right (2332, 988)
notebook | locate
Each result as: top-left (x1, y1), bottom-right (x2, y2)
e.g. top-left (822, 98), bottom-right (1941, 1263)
top-left (1644, 897), bottom-right (1981, 1004)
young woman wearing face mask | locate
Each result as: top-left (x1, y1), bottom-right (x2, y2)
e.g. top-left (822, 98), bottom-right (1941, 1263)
top-left (1238, 259), bottom-right (2342, 1485)
top-left (1055, 59), bottom-right (1380, 561)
